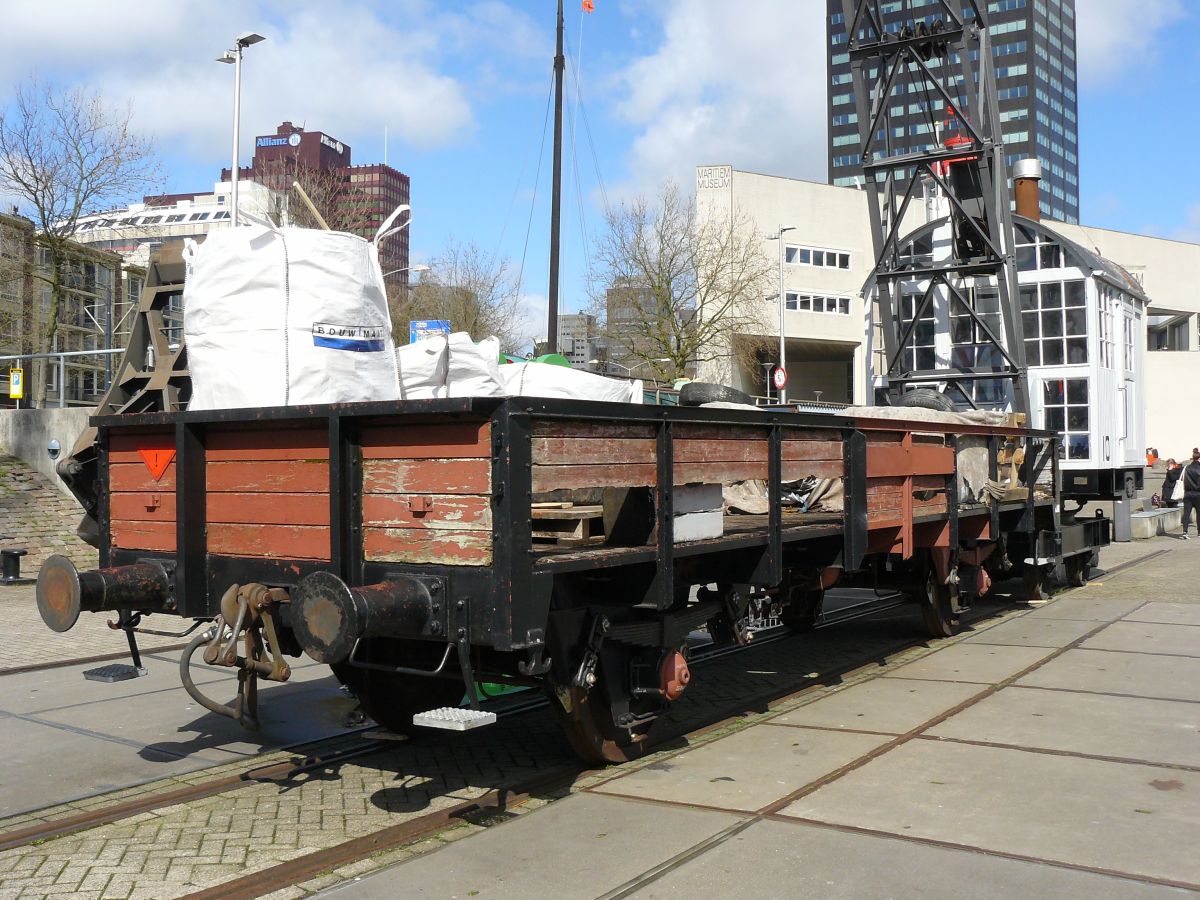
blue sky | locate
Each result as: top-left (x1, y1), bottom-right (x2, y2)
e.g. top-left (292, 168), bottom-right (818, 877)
top-left (2, 0), bottom-right (1196, 343)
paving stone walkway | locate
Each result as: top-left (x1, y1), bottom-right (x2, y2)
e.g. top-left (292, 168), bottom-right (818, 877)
top-left (0, 536), bottom-right (1179, 899)
top-left (325, 536), bottom-right (1200, 899)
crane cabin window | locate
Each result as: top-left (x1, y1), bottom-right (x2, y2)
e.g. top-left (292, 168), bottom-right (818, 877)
top-left (1043, 377), bottom-right (1090, 459)
top-left (1021, 279), bottom-right (1087, 366)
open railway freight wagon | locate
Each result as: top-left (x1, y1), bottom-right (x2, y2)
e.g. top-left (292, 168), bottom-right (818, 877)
top-left (36, 394), bottom-right (1107, 763)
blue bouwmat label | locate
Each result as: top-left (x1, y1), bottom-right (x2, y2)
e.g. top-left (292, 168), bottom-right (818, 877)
top-left (312, 322), bottom-right (386, 352)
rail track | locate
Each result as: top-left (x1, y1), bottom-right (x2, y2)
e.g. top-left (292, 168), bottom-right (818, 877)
top-left (0, 550), bottom-right (1166, 899)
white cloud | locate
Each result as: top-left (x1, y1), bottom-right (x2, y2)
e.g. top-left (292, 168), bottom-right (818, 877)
top-left (1075, 0), bottom-right (1189, 86)
top-left (610, 0), bottom-right (828, 198)
top-left (0, 1), bottom-right (544, 166)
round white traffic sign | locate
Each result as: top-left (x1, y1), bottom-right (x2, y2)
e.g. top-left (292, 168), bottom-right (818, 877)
top-left (772, 366), bottom-right (788, 390)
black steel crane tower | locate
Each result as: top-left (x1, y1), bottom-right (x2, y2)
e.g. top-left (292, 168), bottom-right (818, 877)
top-left (841, 0), bottom-right (1029, 414)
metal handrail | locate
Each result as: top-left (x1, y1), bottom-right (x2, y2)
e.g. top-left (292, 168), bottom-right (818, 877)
top-left (0, 348), bottom-right (124, 408)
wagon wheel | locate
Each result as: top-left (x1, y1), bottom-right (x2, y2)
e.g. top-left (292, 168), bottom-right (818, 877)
top-left (1022, 564), bottom-right (1052, 603)
top-left (920, 564), bottom-right (960, 638)
top-left (1064, 555), bottom-right (1090, 588)
top-left (331, 639), bottom-right (466, 735)
top-left (549, 680), bottom-right (655, 766)
top-left (780, 586), bottom-right (823, 633)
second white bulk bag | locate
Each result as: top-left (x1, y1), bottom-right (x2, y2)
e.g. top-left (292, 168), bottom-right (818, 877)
top-left (183, 223), bottom-right (401, 410)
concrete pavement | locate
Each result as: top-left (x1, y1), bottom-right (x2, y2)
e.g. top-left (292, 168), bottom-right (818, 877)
top-left (322, 535), bottom-right (1200, 899)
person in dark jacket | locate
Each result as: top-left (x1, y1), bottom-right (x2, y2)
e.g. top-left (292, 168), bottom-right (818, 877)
top-left (1161, 458), bottom-right (1183, 509)
top-left (1182, 449), bottom-right (1200, 539)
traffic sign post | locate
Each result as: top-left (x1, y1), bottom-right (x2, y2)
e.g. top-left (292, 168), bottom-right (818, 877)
top-left (409, 319), bottom-right (451, 344)
top-left (8, 367), bottom-right (23, 402)
top-left (771, 365), bottom-right (787, 398)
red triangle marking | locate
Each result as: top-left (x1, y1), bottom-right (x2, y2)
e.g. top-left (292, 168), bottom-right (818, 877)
top-left (138, 448), bottom-right (176, 481)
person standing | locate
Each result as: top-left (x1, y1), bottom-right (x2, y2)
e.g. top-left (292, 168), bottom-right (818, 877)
top-left (1182, 449), bottom-right (1200, 539)
top-left (1162, 458), bottom-right (1183, 509)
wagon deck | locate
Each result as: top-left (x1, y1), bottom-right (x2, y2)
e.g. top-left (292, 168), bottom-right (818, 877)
top-left (37, 394), bottom-right (1101, 764)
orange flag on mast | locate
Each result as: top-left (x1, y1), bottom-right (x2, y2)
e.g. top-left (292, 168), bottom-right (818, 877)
top-left (582, 0), bottom-right (595, 12)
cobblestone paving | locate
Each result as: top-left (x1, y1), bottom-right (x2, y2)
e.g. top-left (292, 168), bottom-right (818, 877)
top-left (0, 454), bottom-right (97, 573)
top-left (0, 537), bottom-right (1175, 899)
top-left (3, 581), bottom-right (187, 673)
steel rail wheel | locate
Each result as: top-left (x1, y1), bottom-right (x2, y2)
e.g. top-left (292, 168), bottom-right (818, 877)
top-left (920, 563), bottom-right (960, 638)
top-left (781, 586), bottom-right (822, 633)
top-left (549, 682), bottom-right (653, 765)
top-left (331, 639), bottom-right (467, 735)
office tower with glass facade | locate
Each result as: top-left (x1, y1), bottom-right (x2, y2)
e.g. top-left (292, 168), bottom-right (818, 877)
top-left (827, 0), bottom-right (1079, 223)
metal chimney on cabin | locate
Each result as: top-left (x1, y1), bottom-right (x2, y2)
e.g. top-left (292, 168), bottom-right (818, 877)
top-left (1013, 158), bottom-right (1042, 222)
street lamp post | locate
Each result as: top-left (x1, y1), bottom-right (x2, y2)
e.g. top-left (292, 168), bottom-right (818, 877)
top-left (776, 224), bottom-right (796, 403)
top-left (217, 32), bottom-right (266, 227)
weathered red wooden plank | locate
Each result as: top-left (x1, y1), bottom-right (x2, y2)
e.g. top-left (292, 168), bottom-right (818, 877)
top-left (530, 437), bottom-right (845, 468)
top-left (531, 437), bottom-right (655, 466)
top-left (867, 444), bottom-right (953, 477)
top-left (207, 460), bottom-right (330, 493)
top-left (111, 462), bottom-right (176, 492)
top-left (112, 491), bottom-right (330, 526)
top-left (208, 524), bottom-right (330, 560)
top-left (363, 458), bottom-right (491, 495)
top-left (207, 493), bottom-right (330, 526)
top-left (109, 431), bottom-right (175, 463)
top-left (531, 420), bottom-right (655, 439)
top-left (532, 463), bottom-right (656, 492)
top-left (361, 423), bottom-right (491, 459)
top-left (363, 528), bottom-right (492, 565)
top-left (111, 519), bottom-right (176, 552)
top-left (111, 492), bottom-right (176, 523)
top-left (362, 494), bottom-right (491, 531)
top-left (206, 428), bottom-right (329, 462)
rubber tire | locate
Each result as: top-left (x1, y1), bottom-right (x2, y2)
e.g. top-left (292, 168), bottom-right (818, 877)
top-left (896, 388), bottom-right (955, 412)
top-left (678, 382), bottom-right (755, 407)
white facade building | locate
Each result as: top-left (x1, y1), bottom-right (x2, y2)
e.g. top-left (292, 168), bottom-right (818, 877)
top-left (695, 166), bottom-right (1200, 460)
top-left (68, 180), bottom-right (285, 269)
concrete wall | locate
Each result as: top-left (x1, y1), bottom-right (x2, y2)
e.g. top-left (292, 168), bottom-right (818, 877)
top-left (0, 408), bottom-right (93, 497)
top-left (1145, 352), bottom-right (1200, 460)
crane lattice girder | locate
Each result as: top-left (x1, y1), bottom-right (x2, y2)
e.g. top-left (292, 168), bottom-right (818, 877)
top-left (840, 0), bottom-right (1029, 414)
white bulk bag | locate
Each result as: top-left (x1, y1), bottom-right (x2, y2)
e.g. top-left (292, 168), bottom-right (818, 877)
top-left (395, 334), bottom-right (449, 400)
top-left (445, 333), bottom-right (506, 398)
top-left (183, 223), bottom-right (401, 410)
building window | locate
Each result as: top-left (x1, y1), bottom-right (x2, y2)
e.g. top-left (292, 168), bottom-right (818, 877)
top-left (1043, 377), bottom-right (1089, 459)
top-left (789, 294), bottom-right (852, 316)
top-left (1022, 279), bottom-right (1086, 367)
top-left (787, 245), bottom-right (851, 269)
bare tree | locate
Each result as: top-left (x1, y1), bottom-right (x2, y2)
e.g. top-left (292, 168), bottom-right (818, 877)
top-left (0, 77), bottom-right (159, 405)
top-left (253, 152), bottom-right (376, 234)
top-left (391, 239), bottom-right (523, 349)
top-left (589, 180), bottom-right (774, 383)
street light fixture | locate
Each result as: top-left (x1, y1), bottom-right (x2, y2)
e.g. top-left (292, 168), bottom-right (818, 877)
top-left (772, 225), bottom-right (797, 403)
top-left (217, 31), bottom-right (266, 227)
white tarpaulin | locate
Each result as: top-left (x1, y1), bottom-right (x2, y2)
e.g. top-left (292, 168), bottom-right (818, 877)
top-left (500, 362), bottom-right (642, 403)
top-left (183, 224), bottom-right (401, 410)
top-left (396, 334), bottom-right (643, 404)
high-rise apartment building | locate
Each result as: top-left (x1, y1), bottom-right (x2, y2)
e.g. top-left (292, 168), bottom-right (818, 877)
top-left (826, 0), bottom-right (1079, 223)
top-left (223, 122), bottom-right (412, 284)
